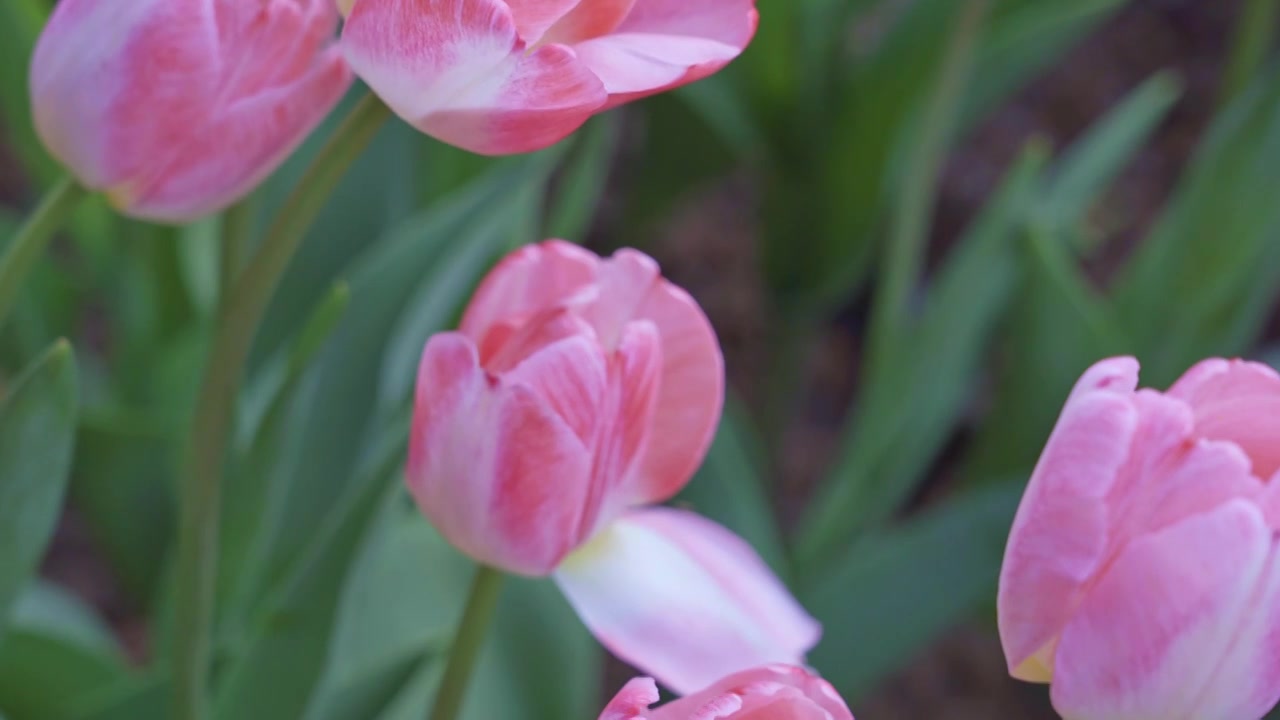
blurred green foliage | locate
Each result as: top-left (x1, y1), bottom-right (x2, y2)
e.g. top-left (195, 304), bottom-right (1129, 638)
top-left (2, 0), bottom-right (1280, 717)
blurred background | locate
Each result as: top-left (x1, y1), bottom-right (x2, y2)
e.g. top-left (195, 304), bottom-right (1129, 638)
top-left (3, 0), bottom-right (1280, 718)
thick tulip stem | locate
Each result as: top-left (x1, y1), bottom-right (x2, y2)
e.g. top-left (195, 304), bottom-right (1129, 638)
top-left (0, 176), bottom-right (85, 328)
top-left (171, 93), bottom-right (392, 720)
top-left (428, 565), bottom-right (505, 720)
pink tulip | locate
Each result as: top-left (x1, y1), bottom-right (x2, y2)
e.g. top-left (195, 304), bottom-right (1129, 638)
top-left (340, 0), bottom-right (758, 155)
top-left (998, 357), bottom-right (1280, 719)
top-left (31, 0), bottom-right (351, 222)
top-left (600, 665), bottom-right (854, 720)
top-left (409, 241), bottom-right (818, 692)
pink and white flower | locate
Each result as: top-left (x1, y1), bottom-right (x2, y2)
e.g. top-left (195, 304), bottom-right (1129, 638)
top-left (341, 0), bottom-right (757, 154)
top-left (999, 357), bottom-right (1280, 719)
top-left (409, 240), bottom-right (818, 692)
top-left (31, 0), bottom-right (351, 221)
top-left (600, 665), bottom-right (854, 720)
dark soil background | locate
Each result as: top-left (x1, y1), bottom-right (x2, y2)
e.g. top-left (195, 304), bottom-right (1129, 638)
top-left (31, 0), bottom-right (1264, 716)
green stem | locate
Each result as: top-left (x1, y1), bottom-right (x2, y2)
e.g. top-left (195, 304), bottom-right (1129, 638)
top-left (428, 566), bottom-right (504, 720)
top-left (0, 176), bottom-right (85, 328)
top-left (1219, 0), bottom-right (1278, 109)
top-left (863, 0), bottom-right (990, 380)
top-left (171, 93), bottom-right (391, 720)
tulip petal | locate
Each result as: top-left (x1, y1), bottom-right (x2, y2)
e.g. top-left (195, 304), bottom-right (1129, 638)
top-left (1051, 500), bottom-right (1280, 720)
top-left (461, 240), bottom-right (600, 346)
top-left (578, 320), bottom-right (663, 534)
top-left (124, 47), bottom-right (351, 220)
top-left (33, 0), bottom-right (218, 193)
top-left (556, 508), bottom-right (819, 694)
top-left (408, 333), bottom-right (592, 575)
top-left (650, 665), bottom-right (854, 720)
top-left (628, 265), bottom-right (723, 505)
top-left (584, 249), bottom-right (723, 504)
top-left (542, 0), bottom-right (638, 45)
top-left (998, 359), bottom-right (1140, 681)
top-left (33, 0), bottom-right (351, 221)
top-left (504, 0), bottom-right (582, 44)
top-left (572, 0), bottom-right (757, 100)
top-left (1168, 358), bottom-right (1280, 480)
top-left (342, 0), bottom-right (607, 154)
top-left (599, 678), bottom-right (659, 720)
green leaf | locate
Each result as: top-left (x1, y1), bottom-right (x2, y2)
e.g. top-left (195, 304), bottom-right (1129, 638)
top-left (0, 630), bottom-right (126, 720)
top-left (805, 482), bottom-right (1023, 702)
top-left (0, 341), bottom-right (78, 637)
top-left (1115, 64), bottom-right (1280, 385)
top-left (676, 401), bottom-right (787, 574)
top-left (308, 650), bottom-right (427, 720)
top-left (218, 282), bottom-right (352, 641)
top-left (1038, 71), bottom-right (1182, 240)
top-left (10, 581), bottom-right (119, 660)
top-left (801, 0), bottom-right (1124, 310)
top-left (212, 442), bottom-right (404, 719)
top-left (0, 0), bottom-right (58, 184)
top-left (797, 143), bottom-right (1047, 568)
top-left (71, 407), bottom-right (175, 602)
top-left (251, 104), bottom-right (427, 369)
top-left (64, 677), bottom-right (168, 720)
top-left (315, 505), bottom-right (470, 695)
top-left (545, 115), bottom-right (622, 241)
top-left (0, 583), bottom-right (127, 720)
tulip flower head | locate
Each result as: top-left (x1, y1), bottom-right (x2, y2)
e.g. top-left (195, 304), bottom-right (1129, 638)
top-left (999, 357), bottom-right (1280, 720)
top-left (600, 665), bottom-right (855, 720)
top-left (341, 0), bottom-right (758, 154)
top-left (409, 241), bottom-right (818, 692)
top-left (30, 0), bottom-right (351, 222)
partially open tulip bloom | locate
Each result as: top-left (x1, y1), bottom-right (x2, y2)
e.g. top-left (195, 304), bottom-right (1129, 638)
top-left (600, 665), bottom-right (854, 720)
top-left (999, 357), bottom-right (1280, 720)
top-left (31, 0), bottom-right (351, 222)
top-left (341, 0), bottom-right (758, 154)
top-left (410, 241), bottom-right (819, 692)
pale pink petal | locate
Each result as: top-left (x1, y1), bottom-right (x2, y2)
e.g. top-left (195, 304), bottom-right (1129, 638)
top-left (460, 240), bottom-right (599, 345)
top-left (342, 0), bottom-right (607, 154)
top-left (628, 267), bottom-right (723, 504)
top-left (650, 666), bottom-right (853, 720)
top-left (504, 0), bottom-right (582, 44)
top-left (599, 678), bottom-right (659, 720)
top-left (1168, 358), bottom-right (1280, 479)
top-left (408, 333), bottom-right (592, 575)
top-left (32, 0), bottom-right (211, 191)
top-left (1051, 500), bottom-right (1280, 720)
top-left (481, 307), bottom-right (597, 373)
top-left (542, 0), bottom-right (638, 45)
top-left (581, 249), bottom-right (723, 504)
top-left (998, 369), bottom-right (1139, 681)
top-left (573, 33), bottom-right (744, 96)
top-left (1066, 356), bottom-right (1140, 402)
top-left (505, 334), bottom-right (609, 444)
top-left (573, 0), bottom-right (756, 100)
top-left (124, 47), bottom-right (350, 220)
top-left (576, 322), bottom-right (664, 536)
top-left (555, 508), bottom-right (818, 694)
top-left (32, 0), bottom-right (350, 221)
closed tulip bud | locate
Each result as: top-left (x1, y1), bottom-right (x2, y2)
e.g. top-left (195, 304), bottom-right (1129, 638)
top-left (410, 241), bottom-right (819, 691)
top-left (999, 357), bottom-right (1280, 720)
top-left (600, 665), bottom-right (854, 720)
top-left (31, 0), bottom-right (352, 222)
top-left (340, 0), bottom-right (757, 155)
